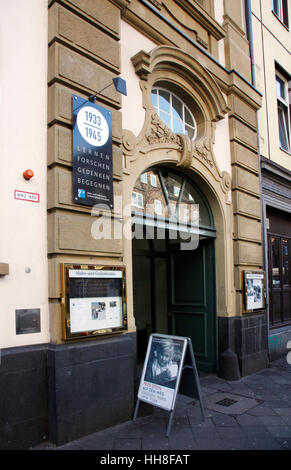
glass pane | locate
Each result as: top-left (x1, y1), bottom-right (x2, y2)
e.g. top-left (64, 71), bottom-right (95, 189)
top-left (185, 108), bottom-right (194, 126)
top-left (152, 87), bottom-right (197, 141)
top-left (272, 237), bottom-right (281, 288)
top-left (282, 0), bottom-right (289, 26)
top-left (272, 0), bottom-right (280, 16)
top-left (140, 173), bottom-right (147, 184)
top-left (143, 170), bottom-right (168, 218)
top-left (172, 118), bottom-right (184, 134)
top-left (183, 181), bottom-right (211, 227)
top-left (282, 239), bottom-right (291, 286)
top-left (150, 174), bottom-right (157, 187)
top-left (159, 90), bottom-right (170, 113)
top-left (161, 170), bottom-right (183, 217)
top-left (185, 125), bottom-right (195, 139)
top-left (172, 96), bottom-right (183, 120)
top-left (154, 199), bottom-right (162, 215)
top-left (159, 110), bottom-right (171, 129)
top-left (278, 107), bottom-right (289, 151)
top-left (151, 89), bottom-right (157, 107)
top-left (276, 75), bottom-right (285, 100)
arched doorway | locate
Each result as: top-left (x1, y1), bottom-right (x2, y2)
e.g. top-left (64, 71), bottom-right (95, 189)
top-left (132, 166), bottom-right (217, 373)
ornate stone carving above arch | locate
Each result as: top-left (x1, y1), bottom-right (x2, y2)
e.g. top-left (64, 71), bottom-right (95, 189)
top-left (122, 45), bottom-right (231, 198)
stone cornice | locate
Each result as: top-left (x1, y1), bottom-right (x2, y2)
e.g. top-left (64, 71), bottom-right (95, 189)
top-left (174, 0), bottom-right (225, 40)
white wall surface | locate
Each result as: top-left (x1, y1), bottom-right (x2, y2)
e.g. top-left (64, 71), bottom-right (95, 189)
top-left (0, 0), bottom-right (49, 348)
top-left (120, 20), bottom-right (157, 137)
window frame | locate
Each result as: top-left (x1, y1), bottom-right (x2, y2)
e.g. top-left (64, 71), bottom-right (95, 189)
top-left (272, 0), bottom-right (289, 29)
top-left (275, 70), bottom-right (290, 153)
top-left (140, 173), bottom-right (147, 184)
top-left (154, 199), bottom-right (162, 215)
top-left (132, 191), bottom-right (143, 209)
top-left (152, 87), bottom-right (197, 140)
top-left (150, 174), bottom-right (157, 187)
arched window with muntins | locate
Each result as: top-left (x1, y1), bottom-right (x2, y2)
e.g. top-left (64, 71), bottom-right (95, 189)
top-left (152, 87), bottom-right (197, 140)
top-left (132, 167), bottom-right (215, 239)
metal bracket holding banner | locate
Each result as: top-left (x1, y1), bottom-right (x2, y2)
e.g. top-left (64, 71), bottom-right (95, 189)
top-left (133, 334), bottom-right (205, 438)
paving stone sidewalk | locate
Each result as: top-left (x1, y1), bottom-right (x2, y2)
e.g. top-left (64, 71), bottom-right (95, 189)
top-left (33, 358), bottom-right (291, 451)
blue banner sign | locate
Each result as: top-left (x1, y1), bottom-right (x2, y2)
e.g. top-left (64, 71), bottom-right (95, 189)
top-left (72, 94), bottom-right (113, 208)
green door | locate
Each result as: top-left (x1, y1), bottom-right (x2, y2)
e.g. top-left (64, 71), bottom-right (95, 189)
top-left (170, 239), bottom-right (216, 372)
top-left (132, 166), bottom-right (217, 374)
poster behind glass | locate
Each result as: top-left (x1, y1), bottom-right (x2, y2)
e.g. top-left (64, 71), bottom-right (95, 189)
top-left (62, 264), bottom-right (127, 340)
top-left (243, 271), bottom-right (265, 313)
top-left (138, 334), bottom-right (187, 411)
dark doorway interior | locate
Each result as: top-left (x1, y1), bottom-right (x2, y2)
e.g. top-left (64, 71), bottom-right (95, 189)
top-left (132, 231), bottom-right (217, 373)
top-left (267, 207), bottom-right (291, 328)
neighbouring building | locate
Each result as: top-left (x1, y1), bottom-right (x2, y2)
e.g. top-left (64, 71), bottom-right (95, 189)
top-left (1, 0), bottom-right (284, 449)
top-left (249, 0), bottom-right (291, 360)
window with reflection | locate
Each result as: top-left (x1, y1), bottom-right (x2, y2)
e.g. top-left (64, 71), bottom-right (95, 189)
top-left (282, 239), bottom-right (291, 286)
top-left (152, 88), bottom-right (197, 140)
top-left (132, 167), bottom-right (213, 229)
top-left (271, 237), bottom-right (281, 288)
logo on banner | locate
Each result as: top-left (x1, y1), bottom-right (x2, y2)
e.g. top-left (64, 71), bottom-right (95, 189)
top-left (78, 189), bottom-right (86, 199)
top-left (77, 106), bottom-right (109, 147)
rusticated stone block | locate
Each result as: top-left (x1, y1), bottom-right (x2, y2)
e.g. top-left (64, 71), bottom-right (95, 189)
top-left (233, 190), bottom-right (261, 219)
top-left (229, 117), bottom-right (258, 150)
top-left (48, 43), bottom-right (121, 107)
top-left (230, 142), bottom-right (259, 173)
top-left (233, 240), bottom-right (263, 266)
top-left (48, 212), bottom-right (123, 255)
top-left (229, 95), bottom-right (257, 128)
top-left (234, 215), bottom-right (262, 243)
top-left (56, 0), bottom-right (121, 38)
top-left (232, 166), bottom-right (260, 196)
top-left (223, 20), bottom-right (251, 83)
top-left (49, 4), bottom-right (120, 72)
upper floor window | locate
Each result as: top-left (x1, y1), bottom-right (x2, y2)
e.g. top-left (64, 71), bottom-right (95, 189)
top-left (272, 0), bottom-right (289, 28)
top-left (140, 173), bottom-right (147, 184)
top-left (152, 87), bottom-right (197, 140)
top-left (132, 191), bottom-right (143, 209)
top-left (276, 71), bottom-right (290, 152)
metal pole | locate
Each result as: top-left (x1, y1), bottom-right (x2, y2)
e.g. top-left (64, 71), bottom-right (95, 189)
top-left (187, 339), bottom-right (205, 421)
top-left (133, 399), bottom-right (141, 422)
top-left (166, 410), bottom-right (175, 438)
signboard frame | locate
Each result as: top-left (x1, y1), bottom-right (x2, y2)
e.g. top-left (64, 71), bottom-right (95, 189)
top-left (61, 264), bottom-right (127, 341)
top-left (133, 333), bottom-right (205, 437)
top-left (72, 94), bottom-right (114, 208)
top-left (242, 270), bottom-right (266, 314)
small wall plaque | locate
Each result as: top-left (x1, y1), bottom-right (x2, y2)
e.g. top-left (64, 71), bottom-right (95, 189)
top-left (15, 309), bottom-right (41, 335)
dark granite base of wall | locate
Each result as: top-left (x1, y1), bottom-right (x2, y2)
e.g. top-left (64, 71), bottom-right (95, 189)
top-left (0, 333), bottom-right (136, 449)
top-left (47, 333), bottom-right (136, 446)
top-left (218, 313), bottom-right (269, 378)
top-left (0, 345), bottom-right (48, 450)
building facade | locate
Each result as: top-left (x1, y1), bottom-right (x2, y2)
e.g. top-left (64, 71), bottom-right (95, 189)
top-left (0, 0), bottom-right (278, 449)
top-left (249, 0), bottom-right (291, 360)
